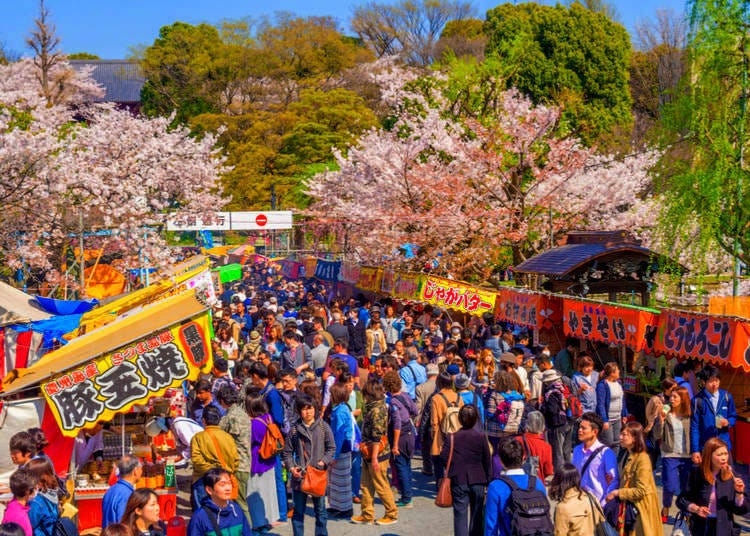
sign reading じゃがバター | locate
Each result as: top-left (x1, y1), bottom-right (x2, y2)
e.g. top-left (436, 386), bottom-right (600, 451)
top-left (42, 313), bottom-right (211, 437)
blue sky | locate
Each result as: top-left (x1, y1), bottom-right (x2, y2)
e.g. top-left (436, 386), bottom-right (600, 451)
top-left (2, 0), bottom-right (687, 59)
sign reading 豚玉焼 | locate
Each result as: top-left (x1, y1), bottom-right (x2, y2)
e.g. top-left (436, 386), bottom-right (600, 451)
top-left (42, 313), bottom-right (211, 436)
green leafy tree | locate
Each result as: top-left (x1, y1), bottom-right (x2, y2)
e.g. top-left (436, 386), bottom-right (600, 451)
top-left (67, 52), bottom-right (100, 59)
top-left (139, 22), bottom-right (227, 122)
top-left (483, 1), bottom-right (632, 147)
top-left (658, 0), bottom-right (750, 289)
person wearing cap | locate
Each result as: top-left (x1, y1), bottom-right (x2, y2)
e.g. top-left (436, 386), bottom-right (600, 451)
top-left (241, 330), bottom-right (263, 360)
top-left (101, 454), bottom-right (142, 528)
top-left (426, 335), bottom-right (445, 363)
top-left (399, 347), bottom-right (426, 400)
top-left (540, 368), bottom-right (574, 468)
top-left (416, 363), bottom-right (439, 414)
top-left (455, 374), bottom-right (484, 426)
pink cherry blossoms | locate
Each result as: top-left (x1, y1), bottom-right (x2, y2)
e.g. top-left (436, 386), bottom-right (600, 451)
top-left (0, 58), bottom-right (227, 281)
top-left (305, 63), bottom-right (659, 280)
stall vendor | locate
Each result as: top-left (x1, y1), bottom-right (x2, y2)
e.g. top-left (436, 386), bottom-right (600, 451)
top-left (74, 422), bottom-right (105, 471)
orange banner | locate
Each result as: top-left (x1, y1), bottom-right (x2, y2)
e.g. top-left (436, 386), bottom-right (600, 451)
top-left (655, 309), bottom-right (750, 372)
top-left (357, 267), bottom-right (383, 292)
top-left (563, 299), bottom-right (659, 352)
top-left (495, 288), bottom-right (563, 329)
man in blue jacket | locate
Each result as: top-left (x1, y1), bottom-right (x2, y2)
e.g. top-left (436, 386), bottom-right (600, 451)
top-left (690, 365), bottom-right (738, 463)
top-left (485, 438), bottom-right (549, 536)
top-left (188, 467), bottom-right (252, 536)
top-left (101, 454), bottom-right (142, 528)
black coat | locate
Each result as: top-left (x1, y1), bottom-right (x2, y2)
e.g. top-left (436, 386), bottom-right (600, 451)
top-left (439, 428), bottom-right (492, 486)
top-left (347, 320), bottom-right (367, 357)
top-left (676, 466), bottom-right (748, 536)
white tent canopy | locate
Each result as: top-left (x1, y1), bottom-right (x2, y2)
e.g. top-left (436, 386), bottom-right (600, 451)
top-left (0, 281), bottom-right (51, 327)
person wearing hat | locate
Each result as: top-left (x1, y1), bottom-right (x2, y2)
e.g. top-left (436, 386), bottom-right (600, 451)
top-left (416, 363), bottom-right (439, 414)
top-left (426, 335), bottom-right (445, 363)
top-left (540, 368), bottom-right (574, 469)
top-left (241, 330), bottom-right (263, 359)
top-left (455, 374), bottom-right (484, 427)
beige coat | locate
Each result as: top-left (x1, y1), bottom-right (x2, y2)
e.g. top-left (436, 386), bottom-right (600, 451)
top-left (617, 451), bottom-right (663, 536)
top-left (365, 328), bottom-right (386, 358)
top-left (430, 389), bottom-right (463, 455)
top-left (554, 488), bottom-right (602, 536)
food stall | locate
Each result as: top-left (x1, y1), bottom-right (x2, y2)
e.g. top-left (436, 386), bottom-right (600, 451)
top-left (1, 290), bottom-right (213, 530)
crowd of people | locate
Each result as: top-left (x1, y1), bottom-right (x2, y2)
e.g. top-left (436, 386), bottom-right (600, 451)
top-left (2, 260), bottom-right (749, 536)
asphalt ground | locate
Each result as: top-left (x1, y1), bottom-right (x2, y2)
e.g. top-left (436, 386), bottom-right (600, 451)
top-left (175, 454), bottom-right (750, 536)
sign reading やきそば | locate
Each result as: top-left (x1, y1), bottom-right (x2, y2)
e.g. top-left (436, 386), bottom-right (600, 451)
top-left (43, 313), bottom-right (211, 436)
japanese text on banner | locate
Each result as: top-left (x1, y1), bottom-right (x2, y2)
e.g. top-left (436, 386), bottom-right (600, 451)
top-left (420, 276), bottom-right (496, 316)
top-left (42, 313), bottom-right (211, 437)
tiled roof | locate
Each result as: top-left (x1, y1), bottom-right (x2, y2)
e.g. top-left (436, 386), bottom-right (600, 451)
top-left (515, 244), bottom-right (657, 276)
top-left (69, 60), bottom-right (144, 103)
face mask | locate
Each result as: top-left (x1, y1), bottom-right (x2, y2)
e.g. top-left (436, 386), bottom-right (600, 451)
top-left (542, 350), bottom-right (551, 357)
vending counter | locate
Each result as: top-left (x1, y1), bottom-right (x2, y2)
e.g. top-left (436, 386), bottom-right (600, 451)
top-left (76, 486), bottom-right (177, 531)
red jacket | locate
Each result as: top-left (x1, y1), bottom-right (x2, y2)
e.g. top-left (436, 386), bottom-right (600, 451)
top-left (518, 432), bottom-right (553, 482)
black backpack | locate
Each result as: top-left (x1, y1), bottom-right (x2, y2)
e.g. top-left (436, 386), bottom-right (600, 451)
top-left (499, 475), bottom-right (553, 536)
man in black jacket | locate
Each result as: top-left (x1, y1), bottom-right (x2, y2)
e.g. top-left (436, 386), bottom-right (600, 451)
top-left (347, 308), bottom-right (367, 358)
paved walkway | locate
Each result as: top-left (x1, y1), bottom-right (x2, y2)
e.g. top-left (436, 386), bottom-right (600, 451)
top-left (176, 454), bottom-right (750, 536)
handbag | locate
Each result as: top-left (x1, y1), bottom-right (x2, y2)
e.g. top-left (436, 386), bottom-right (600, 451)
top-left (360, 435), bottom-right (387, 460)
top-left (585, 491), bottom-right (618, 536)
top-left (206, 430), bottom-right (239, 500)
top-left (603, 497), bottom-right (638, 533)
top-left (671, 511), bottom-right (691, 536)
top-left (435, 433), bottom-right (454, 508)
top-left (299, 444), bottom-right (328, 497)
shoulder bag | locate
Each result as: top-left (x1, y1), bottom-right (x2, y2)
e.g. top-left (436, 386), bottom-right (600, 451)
top-left (206, 430), bottom-right (239, 500)
top-left (300, 443), bottom-right (328, 497)
top-left (435, 433), bottom-right (454, 507)
top-left (585, 490), bottom-right (618, 536)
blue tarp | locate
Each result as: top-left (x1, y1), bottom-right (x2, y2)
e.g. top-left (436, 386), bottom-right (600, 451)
top-left (35, 296), bottom-right (98, 316)
top-left (12, 313), bottom-right (84, 351)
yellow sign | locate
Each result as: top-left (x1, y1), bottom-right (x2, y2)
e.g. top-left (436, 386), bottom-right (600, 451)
top-left (43, 312), bottom-right (211, 437)
top-left (420, 276), bottom-right (496, 317)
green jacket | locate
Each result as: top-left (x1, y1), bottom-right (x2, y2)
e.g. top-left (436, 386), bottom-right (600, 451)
top-left (219, 403), bottom-right (251, 473)
top-left (362, 399), bottom-right (390, 461)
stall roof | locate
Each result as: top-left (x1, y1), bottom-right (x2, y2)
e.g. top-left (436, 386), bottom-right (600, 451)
top-left (515, 231), bottom-right (686, 277)
top-left (73, 256), bottom-right (209, 334)
top-left (1, 290), bottom-right (209, 397)
top-left (0, 281), bottom-right (52, 327)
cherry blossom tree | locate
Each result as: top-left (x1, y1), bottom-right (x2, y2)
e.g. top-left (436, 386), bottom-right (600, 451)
top-left (305, 62), bottom-right (659, 280)
top-left (0, 58), bottom-right (227, 286)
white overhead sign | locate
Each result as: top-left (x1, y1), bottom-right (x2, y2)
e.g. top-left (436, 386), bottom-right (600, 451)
top-left (167, 211), bottom-right (293, 231)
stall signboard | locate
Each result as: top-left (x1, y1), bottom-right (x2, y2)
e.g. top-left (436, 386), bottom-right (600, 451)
top-left (381, 269), bottom-right (396, 295)
top-left (654, 309), bottom-right (750, 372)
top-left (420, 276), bottom-right (496, 317)
top-left (42, 313), bottom-right (211, 437)
top-left (314, 260), bottom-right (341, 282)
top-left (339, 263), bottom-right (361, 285)
top-left (496, 289), bottom-right (563, 329)
top-left (280, 260), bottom-right (301, 280)
top-left (392, 272), bottom-right (423, 301)
top-left (357, 267), bottom-right (382, 292)
top-left (303, 258), bottom-right (318, 279)
top-left (563, 299), bottom-right (659, 352)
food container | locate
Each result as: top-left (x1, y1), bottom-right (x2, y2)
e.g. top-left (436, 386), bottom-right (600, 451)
top-left (75, 475), bottom-right (89, 487)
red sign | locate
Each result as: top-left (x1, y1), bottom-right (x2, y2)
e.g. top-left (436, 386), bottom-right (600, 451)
top-left (255, 214), bottom-right (268, 227)
top-left (654, 309), bottom-right (750, 372)
top-left (563, 299), bottom-right (659, 352)
top-left (496, 289), bottom-right (562, 329)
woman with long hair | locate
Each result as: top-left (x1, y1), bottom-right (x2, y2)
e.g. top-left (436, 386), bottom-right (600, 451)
top-left (605, 422), bottom-right (662, 536)
top-left (439, 405), bottom-right (491, 536)
top-left (121, 489), bottom-right (161, 536)
top-left (26, 459), bottom-right (59, 536)
top-left (643, 378), bottom-right (677, 469)
top-left (677, 437), bottom-right (747, 536)
top-left (327, 381), bottom-right (356, 518)
top-left (550, 463), bottom-right (602, 536)
top-left (653, 385), bottom-right (692, 521)
top-left (246, 392), bottom-right (280, 531)
top-left (350, 379), bottom-right (398, 526)
top-left (484, 370), bottom-right (528, 453)
top-left (595, 362), bottom-right (628, 453)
